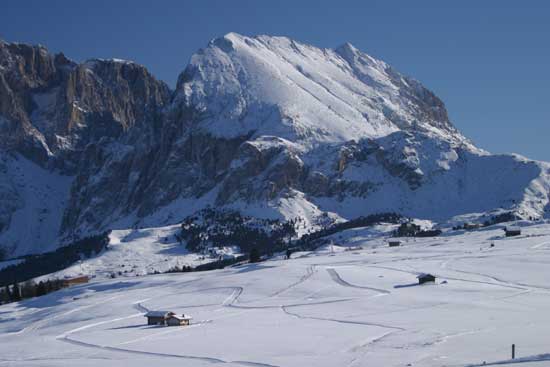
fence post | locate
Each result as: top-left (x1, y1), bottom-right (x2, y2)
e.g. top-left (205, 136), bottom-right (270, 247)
top-left (512, 344), bottom-right (515, 359)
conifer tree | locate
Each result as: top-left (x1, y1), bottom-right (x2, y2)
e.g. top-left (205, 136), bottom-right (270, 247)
top-left (11, 283), bottom-right (21, 301)
top-left (249, 248), bottom-right (260, 263)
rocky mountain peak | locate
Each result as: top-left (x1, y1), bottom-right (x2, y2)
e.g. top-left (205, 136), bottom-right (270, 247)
top-left (0, 40), bottom-right (171, 167)
top-left (176, 33), bottom-right (467, 150)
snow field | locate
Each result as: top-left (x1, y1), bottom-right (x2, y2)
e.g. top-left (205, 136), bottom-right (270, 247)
top-left (2, 223), bottom-right (550, 366)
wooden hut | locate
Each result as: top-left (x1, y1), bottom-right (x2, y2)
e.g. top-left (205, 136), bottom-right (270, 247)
top-left (62, 276), bottom-right (90, 287)
top-left (464, 222), bottom-right (482, 230)
top-left (388, 240), bottom-right (401, 247)
top-left (504, 226), bottom-right (521, 237)
top-left (417, 273), bottom-right (436, 284)
top-left (145, 311), bottom-right (175, 325)
top-left (166, 314), bottom-right (193, 326)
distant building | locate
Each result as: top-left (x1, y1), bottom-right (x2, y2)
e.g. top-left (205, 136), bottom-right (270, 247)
top-left (62, 276), bottom-right (90, 287)
top-left (504, 226), bottom-right (521, 237)
top-left (145, 311), bottom-right (175, 325)
top-left (166, 314), bottom-right (193, 326)
top-left (388, 240), bottom-right (401, 247)
top-left (464, 222), bottom-right (482, 230)
top-left (417, 273), bottom-right (436, 284)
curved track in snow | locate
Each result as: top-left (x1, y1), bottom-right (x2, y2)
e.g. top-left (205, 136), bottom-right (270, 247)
top-left (269, 264), bottom-right (316, 297)
top-left (325, 267), bottom-right (390, 295)
top-left (53, 283), bottom-right (279, 367)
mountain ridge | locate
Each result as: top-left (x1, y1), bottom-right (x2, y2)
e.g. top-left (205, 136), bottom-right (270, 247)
top-left (0, 33), bottom-right (549, 257)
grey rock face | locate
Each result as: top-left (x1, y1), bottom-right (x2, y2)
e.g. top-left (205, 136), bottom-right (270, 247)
top-left (0, 157), bottom-right (23, 237)
top-left (0, 41), bottom-right (173, 249)
top-left (0, 40), bottom-right (171, 167)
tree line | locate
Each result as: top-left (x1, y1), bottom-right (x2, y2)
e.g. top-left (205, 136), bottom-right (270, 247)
top-left (179, 208), bottom-right (297, 258)
top-left (296, 212), bottom-right (403, 249)
top-left (0, 278), bottom-right (65, 305)
top-left (0, 232), bottom-right (110, 287)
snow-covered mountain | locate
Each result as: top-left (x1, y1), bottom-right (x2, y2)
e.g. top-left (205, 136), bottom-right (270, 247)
top-left (1, 33), bottom-right (549, 257)
top-left (180, 33), bottom-right (462, 145)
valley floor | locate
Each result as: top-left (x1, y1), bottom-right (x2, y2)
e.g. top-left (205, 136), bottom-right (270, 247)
top-left (2, 223), bottom-right (550, 366)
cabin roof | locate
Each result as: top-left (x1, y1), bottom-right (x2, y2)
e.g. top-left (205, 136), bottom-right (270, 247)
top-left (505, 226), bottom-right (521, 231)
top-left (145, 311), bottom-right (174, 318)
top-left (417, 273), bottom-right (435, 279)
top-left (168, 314), bottom-right (193, 321)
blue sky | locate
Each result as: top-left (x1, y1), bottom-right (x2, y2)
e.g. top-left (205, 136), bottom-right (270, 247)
top-left (1, 0), bottom-right (549, 161)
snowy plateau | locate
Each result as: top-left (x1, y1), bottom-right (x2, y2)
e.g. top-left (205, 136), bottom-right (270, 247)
top-left (1, 32), bottom-right (550, 366)
top-left (3, 224), bottom-right (550, 366)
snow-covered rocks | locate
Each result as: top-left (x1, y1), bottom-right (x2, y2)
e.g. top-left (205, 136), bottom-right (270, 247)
top-left (179, 33), bottom-right (463, 146)
top-left (0, 33), bottom-right (549, 257)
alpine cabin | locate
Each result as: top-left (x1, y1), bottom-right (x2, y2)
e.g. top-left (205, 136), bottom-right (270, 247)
top-left (417, 273), bottom-right (436, 284)
top-left (62, 276), bottom-right (90, 287)
top-left (145, 311), bottom-right (175, 325)
top-left (464, 222), bottom-right (482, 230)
top-left (388, 240), bottom-right (401, 247)
top-left (166, 314), bottom-right (193, 326)
top-left (504, 226), bottom-right (521, 237)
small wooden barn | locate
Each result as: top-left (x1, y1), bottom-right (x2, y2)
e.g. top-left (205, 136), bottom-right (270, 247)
top-left (417, 273), bottom-right (436, 284)
top-left (166, 314), bottom-right (193, 327)
top-left (145, 311), bottom-right (175, 325)
top-left (464, 222), bottom-right (482, 230)
top-left (504, 226), bottom-right (521, 237)
top-left (62, 276), bottom-right (90, 287)
top-left (388, 240), bottom-right (401, 247)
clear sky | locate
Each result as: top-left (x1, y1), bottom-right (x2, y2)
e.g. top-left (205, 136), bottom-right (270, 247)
top-left (1, 0), bottom-right (549, 161)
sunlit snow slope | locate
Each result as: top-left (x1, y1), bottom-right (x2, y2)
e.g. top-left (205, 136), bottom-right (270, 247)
top-left (3, 223), bottom-right (550, 366)
top-left (180, 33), bottom-right (465, 146)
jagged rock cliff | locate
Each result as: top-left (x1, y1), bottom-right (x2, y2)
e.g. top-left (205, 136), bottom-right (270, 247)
top-left (0, 34), bottom-right (549, 257)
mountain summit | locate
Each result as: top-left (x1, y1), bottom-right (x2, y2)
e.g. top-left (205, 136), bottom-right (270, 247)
top-left (179, 33), bottom-right (465, 147)
top-left (0, 33), bottom-right (549, 256)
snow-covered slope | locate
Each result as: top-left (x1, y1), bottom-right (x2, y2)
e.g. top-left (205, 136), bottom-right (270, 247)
top-left (0, 153), bottom-right (72, 256)
top-left (179, 33), bottom-right (467, 147)
top-left (45, 225), bottom-right (241, 280)
top-left (3, 222), bottom-right (550, 366)
top-left (0, 33), bottom-right (549, 257)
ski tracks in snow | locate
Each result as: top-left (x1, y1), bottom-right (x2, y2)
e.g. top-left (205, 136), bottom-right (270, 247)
top-left (0, 294), bottom-right (125, 337)
top-left (54, 288), bottom-right (280, 367)
top-left (282, 304), bottom-right (404, 331)
top-left (465, 352), bottom-right (550, 366)
top-left (269, 264), bottom-right (316, 297)
top-left (222, 287), bottom-right (244, 306)
top-left (280, 303), bottom-right (405, 357)
top-left (325, 267), bottom-right (390, 295)
top-left (59, 334), bottom-right (280, 367)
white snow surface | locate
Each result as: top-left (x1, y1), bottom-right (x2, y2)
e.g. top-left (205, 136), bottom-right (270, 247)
top-left (45, 225), bottom-right (241, 281)
top-left (180, 33), bottom-right (469, 149)
top-left (3, 222), bottom-right (550, 366)
top-left (0, 153), bottom-right (72, 256)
